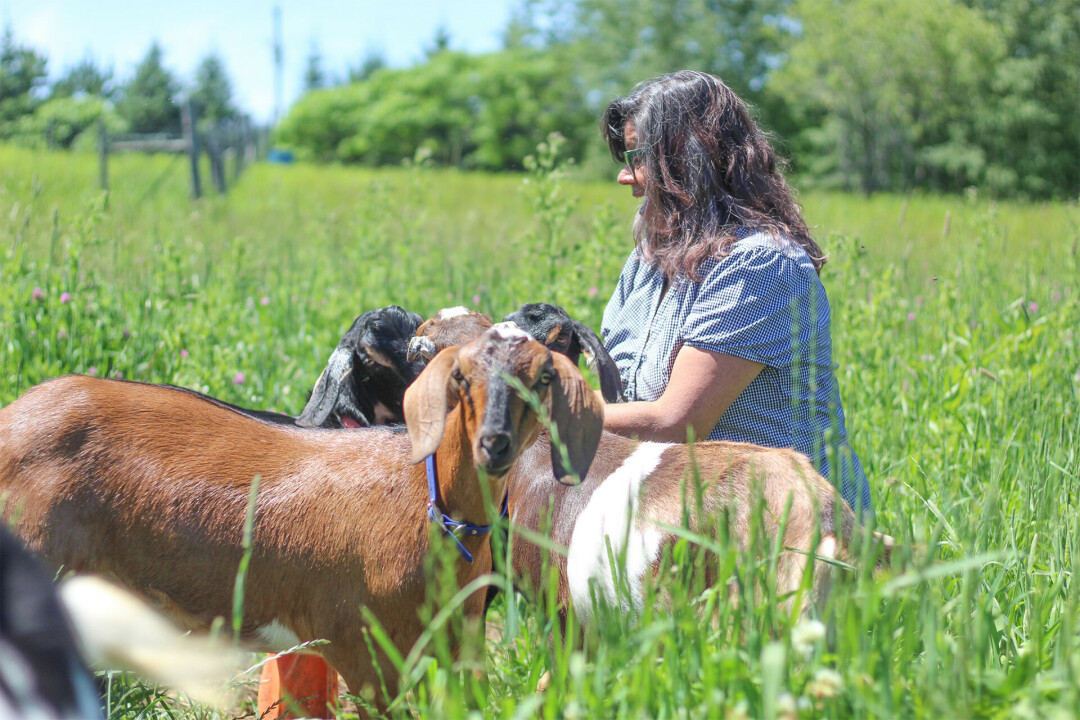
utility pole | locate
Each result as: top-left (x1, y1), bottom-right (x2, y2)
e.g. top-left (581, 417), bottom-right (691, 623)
top-left (273, 4), bottom-right (283, 125)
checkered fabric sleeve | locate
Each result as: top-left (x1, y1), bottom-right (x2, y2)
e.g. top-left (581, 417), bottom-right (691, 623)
top-left (681, 239), bottom-right (817, 368)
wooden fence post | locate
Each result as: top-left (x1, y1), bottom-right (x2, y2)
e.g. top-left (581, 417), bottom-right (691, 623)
top-left (97, 119), bottom-right (108, 192)
top-left (232, 120), bottom-right (244, 182)
top-left (182, 101), bottom-right (202, 200)
top-left (207, 125), bottom-right (227, 194)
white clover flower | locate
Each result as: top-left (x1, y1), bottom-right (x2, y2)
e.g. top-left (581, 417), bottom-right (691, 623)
top-left (776, 692), bottom-right (799, 720)
top-left (807, 667), bottom-right (844, 699)
top-left (791, 618), bottom-right (827, 654)
top-left (725, 699), bottom-right (750, 720)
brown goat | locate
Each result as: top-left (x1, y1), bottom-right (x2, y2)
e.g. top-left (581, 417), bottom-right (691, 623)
top-left (411, 308), bottom-right (892, 628)
top-left (0, 326), bottom-right (603, 713)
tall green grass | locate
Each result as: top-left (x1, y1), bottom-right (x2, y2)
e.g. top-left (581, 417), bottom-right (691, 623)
top-left (1, 142), bottom-right (1078, 718)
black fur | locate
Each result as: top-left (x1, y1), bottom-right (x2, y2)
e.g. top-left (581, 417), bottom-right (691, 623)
top-left (297, 305), bottom-right (425, 427)
top-left (503, 303), bottom-right (624, 403)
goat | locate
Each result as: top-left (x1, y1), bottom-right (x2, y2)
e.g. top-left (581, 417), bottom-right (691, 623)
top-left (407, 306), bottom-right (494, 365)
top-left (0, 326), bottom-right (602, 713)
top-left (0, 524), bottom-right (102, 719)
top-left (1, 525), bottom-right (251, 715)
top-left (407, 308), bottom-right (892, 629)
top-left (160, 305), bottom-right (424, 429)
top-left (297, 304), bottom-right (425, 428)
top-left (503, 303), bottom-right (624, 403)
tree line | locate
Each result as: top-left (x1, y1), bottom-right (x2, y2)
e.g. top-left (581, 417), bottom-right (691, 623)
top-left (280, 0), bottom-right (1078, 199)
top-left (2, 0), bottom-right (1076, 199)
top-left (0, 32), bottom-right (242, 151)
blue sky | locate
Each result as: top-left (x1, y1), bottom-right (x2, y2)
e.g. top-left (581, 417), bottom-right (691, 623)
top-left (3, 0), bottom-right (512, 122)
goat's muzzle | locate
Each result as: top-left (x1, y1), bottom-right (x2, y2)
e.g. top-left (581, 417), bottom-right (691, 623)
top-left (477, 430), bottom-right (514, 475)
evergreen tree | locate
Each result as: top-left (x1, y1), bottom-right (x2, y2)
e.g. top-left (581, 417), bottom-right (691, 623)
top-left (303, 43), bottom-right (326, 92)
top-left (0, 26), bottom-right (48, 127)
top-left (190, 53), bottom-right (236, 122)
top-left (52, 56), bottom-right (114, 99)
top-left (348, 48), bottom-right (386, 83)
top-left (116, 42), bottom-right (182, 134)
top-left (424, 25), bottom-right (452, 58)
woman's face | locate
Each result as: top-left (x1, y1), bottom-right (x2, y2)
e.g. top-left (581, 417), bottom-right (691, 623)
top-left (617, 123), bottom-right (646, 198)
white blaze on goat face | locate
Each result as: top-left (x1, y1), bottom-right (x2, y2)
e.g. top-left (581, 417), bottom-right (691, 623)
top-left (437, 306), bottom-right (471, 319)
top-left (566, 441), bottom-right (672, 625)
top-left (490, 322), bottom-right (530, 342)
top-left (255, 619), bottom-right (302, 652)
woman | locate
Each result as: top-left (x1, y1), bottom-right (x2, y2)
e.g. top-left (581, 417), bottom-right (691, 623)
top-left (598, 71), bottom-right (872, 517)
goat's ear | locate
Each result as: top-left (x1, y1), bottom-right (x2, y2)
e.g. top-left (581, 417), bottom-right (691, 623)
top-left (404, 347), bottom-right (460, 464)
top-left (297, 347), bottom-right (355, 427)
top-left (570, 320), bottom-right (624, 403)
top-left (548, 352), bottom-right (604, 484)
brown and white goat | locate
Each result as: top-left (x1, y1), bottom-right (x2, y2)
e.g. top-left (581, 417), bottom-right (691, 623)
top-left (0, 326), bottom-right (602, 712)
top-left (413, 308), bottom-right (892, 627)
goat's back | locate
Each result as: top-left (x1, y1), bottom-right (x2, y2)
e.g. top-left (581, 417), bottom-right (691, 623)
top-left (0, 375), bottom-right (418, 634)
top-left (506, 432), bottom-right (856, 606)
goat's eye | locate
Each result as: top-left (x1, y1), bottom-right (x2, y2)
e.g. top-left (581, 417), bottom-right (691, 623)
top-left (452, 369), bottom-right (465, 383)
top-left (538, 371), bottom-right (553, 386)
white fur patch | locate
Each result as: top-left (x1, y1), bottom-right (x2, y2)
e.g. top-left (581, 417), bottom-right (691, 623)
top-left (817, 535), bottom-right (837, 561)
top-left (255, 620), bottom-right (302, 652)
top-left (490, 322), bottom-right (530, 341)
top-left (566, 442), bottom-right (671, 625)
top-left (437, 306), bottom-right (470, 319)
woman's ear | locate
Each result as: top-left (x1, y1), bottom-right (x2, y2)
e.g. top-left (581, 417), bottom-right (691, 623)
top-left (547, 353), bottom-right (605, 484)
top-left (403, 347), bottom-right (460, 463)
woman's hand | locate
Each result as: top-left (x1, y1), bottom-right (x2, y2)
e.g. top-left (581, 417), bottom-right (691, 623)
top-left (602, 345), bottom-right (763, 443)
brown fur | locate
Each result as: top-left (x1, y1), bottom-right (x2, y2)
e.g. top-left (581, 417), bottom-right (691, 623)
top-left (505, 434), bottom-right (860, 618)
top-left (0, 328), bottom-right (603, 714)
top-left (411, 310), bottom-right (891, 625)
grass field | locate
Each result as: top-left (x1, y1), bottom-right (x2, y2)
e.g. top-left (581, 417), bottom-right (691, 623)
top-left (1, 142), bottom-right (1079, 718)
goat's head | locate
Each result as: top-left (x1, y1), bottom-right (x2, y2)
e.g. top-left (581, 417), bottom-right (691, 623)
top-left (503, 302), bottom-right (624, 403)
top-left (407, 307), bottom-right (494, 365)
top-left (297, 305), bottom-right (425, 428)
top-left (404, 324), bottom-right (603, 484)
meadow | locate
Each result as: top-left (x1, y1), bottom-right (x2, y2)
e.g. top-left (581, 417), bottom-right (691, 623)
top-left (1, 141), bottom-right (1078, 719)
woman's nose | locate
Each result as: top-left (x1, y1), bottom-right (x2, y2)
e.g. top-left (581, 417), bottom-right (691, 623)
top-left (617, 166), bottom-right (636, 185)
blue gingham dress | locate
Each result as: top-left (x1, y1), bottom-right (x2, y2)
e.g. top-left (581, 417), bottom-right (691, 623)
top-left (601, 230), bottom-right (873, 517)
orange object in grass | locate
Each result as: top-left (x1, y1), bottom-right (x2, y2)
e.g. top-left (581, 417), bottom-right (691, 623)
top-left (257, 654), bottom-right (339, 719)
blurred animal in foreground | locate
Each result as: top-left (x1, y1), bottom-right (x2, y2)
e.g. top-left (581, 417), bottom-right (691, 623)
top-left (0, 526), bottom-right (242, 718)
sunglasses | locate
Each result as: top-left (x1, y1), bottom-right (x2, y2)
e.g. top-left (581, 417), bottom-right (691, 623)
top-left (623, 148), bottom-right (644, 168)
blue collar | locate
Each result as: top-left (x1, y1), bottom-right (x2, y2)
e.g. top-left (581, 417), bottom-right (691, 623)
top-left (425, 454), bottom-right (508, 563)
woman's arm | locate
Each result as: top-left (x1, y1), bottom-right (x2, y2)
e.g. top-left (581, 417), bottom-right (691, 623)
top-left (602, 345), bottom-right (763, 443)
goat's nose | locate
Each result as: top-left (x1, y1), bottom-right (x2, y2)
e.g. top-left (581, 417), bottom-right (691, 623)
top-left (479, 432), bottom-right (512, 465)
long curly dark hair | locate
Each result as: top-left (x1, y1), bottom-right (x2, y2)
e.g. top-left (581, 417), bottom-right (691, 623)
top-left (601, 71), bottom-right (826, 279)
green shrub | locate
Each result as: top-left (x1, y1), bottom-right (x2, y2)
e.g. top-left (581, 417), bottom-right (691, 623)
top-left (9, 95), bottom-right (127, 150)
top-left (276, 49), bottom-right (592, 170)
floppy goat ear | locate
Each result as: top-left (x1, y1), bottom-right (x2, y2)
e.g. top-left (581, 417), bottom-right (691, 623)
top-left (547, 352), bottom-right (604, 484)
top-left (569, 320), bottom-right (624, 403)
top-left (297, 347), bottom-right (359, 427)
top-left (404, 347), bottom-right (460, 463)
